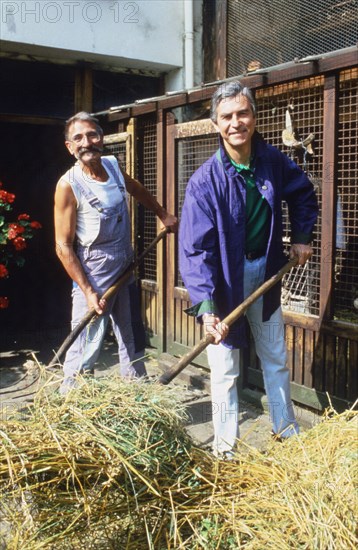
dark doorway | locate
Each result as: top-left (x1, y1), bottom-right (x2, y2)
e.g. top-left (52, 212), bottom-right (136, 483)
top-left (0, 122), bottom-right (73, 350)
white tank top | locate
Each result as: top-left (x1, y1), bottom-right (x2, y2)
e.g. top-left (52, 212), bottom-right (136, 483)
top-left (63, 156), bottom-right (126, 246)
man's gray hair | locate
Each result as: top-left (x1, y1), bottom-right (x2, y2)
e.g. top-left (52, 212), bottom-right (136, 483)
top-left (64, 111), bottom-right (103, 140)
top-left (210, 81), bottom-right (256, 122)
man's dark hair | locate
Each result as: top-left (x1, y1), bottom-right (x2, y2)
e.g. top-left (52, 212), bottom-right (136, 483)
top-left (64, 112), bottom-right (104, 140)
top-left (210, 81), bottom-right (257, 122)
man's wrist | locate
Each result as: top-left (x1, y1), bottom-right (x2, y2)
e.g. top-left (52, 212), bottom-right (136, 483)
top-left (83, 285), bottom-right (96, 297)
top-left (202, 312), bottom-right (216, 319)
top-left (154, 204), bottom-right (167, 220)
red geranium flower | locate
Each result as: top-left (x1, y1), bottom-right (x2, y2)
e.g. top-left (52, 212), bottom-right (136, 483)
top-left (7, 223), bottom-right (25, 239)
top-left (30, 220), bottom-right (42, 229)
top-left (0, 190), bottom-right (15, 204)
top-left (1, 183), bottom-right (42, 309)
top-left (0, 264), bottom-right (8, 278)
top-left (13, 236), bottom-right (27, 251)
top-left (0, 297), bottom-right (9, 309)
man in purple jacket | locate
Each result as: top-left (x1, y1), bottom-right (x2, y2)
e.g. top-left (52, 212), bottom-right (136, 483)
top-left (179, 81), bottom-right (318, 458)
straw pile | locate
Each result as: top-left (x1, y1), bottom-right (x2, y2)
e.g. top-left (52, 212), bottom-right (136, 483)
top-left (172, 408), bottom-right (358, 550)
top-left (0, 375), bottom-right (357, 550)
top-left (0, 376), bottom-right (195, 549)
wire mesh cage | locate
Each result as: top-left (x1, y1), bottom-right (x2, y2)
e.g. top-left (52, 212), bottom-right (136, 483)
top-left (177, 133), bottom-right (219, 286)
top-left (138, 117), bottom-right (158, 282)
top-left (176, 80), bottom-right (324, 317)
top-left (335, 69), bottom-right (358, 323)
top-left (255, 77), bottom-right (324, 317)
top-left (103, 140), bottom-right (127, 172)
top-left (227, 0), bottom-right (358, 76)
top-left (103, 137), bottom-right (131, 220)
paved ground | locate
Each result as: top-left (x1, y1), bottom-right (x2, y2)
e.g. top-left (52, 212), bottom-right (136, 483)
top-left (0, 337), bottom-right (319, 454)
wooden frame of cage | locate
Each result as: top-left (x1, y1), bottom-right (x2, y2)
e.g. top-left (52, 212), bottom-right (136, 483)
top-left (104, 123), bottom-right (166, 350)
top-left (104, 51), bottom-right (357, 410)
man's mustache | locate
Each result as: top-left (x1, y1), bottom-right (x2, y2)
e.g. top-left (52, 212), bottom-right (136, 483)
top-left (78, 145), bottom-right (103, 156)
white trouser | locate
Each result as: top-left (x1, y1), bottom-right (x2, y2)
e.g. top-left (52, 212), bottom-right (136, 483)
top-left (207, 256), bottom-right (299, 455)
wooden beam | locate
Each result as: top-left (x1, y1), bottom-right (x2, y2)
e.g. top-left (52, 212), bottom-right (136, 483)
top-left (320, 74), bottom-right (338, 320)
top-left (132, 102), bottom-right (157, 115)
top-left (347, 341), bottom-right (357, 401)
top-left (103, 132), bottom-right (128, 144)
top-left (203, 0), bottom-right (217, 83)
top-left (165, 112), bottom-right (177, 352)
top-left (141, 279), bottom-right (158, 292)
top-left (75, 66), bottom-right (93, 113)
top-left (321, 320), bottom-right (358, 341)
top-left (124, 127), bottom-right (132, 177)
top-left (216, 0), bottom-right (227, 80)
top-left (240, 380), bottom-right (352, 412)
top-left (283, 311), bottom-right (321, 331)
top-left (156, 109), bottom-right (166, 354)
top-left (186, 74), bottom-right (265, 107)
top-left (158, 93), bottom-right (188, 109)
top-left (108, 109), bottom-right (131, 122)
top-left (102, 52), bottom-right (357, 120)
top-left (240, 74), bottom-right (266, 89)
top-left (265, 62), bottom-right (317, 85)
top-left (173, 119), bottom-right (216, 138)
top-left (126, 118), bottom-right (136, 242)
top-left (319, 49), bottom-right (358, 73)
top-left (187, 88), bottom-right (214, 103)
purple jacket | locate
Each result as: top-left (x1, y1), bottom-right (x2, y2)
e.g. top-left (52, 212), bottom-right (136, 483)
top-left (179, 132), bottom-right (318, 348)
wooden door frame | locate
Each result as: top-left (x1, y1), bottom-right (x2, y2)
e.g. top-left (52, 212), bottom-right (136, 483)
top-left (166, 118), bottom-right (218, 365)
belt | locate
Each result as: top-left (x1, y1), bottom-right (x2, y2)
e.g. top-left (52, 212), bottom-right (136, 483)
top-left (245, 249), bottom-right (266, 261)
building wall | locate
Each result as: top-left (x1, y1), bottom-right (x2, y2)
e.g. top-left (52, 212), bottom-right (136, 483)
top-left (1, 0), bottom-right (182, 68)
top-left (1, 0), bottom-right (203, 90)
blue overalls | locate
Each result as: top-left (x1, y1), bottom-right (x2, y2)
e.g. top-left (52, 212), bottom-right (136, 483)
top-left (62, 157), bottom-right (146, 384)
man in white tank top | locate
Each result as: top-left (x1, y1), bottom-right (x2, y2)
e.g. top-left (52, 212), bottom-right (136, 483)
top-left (54, 112), bottom-right (177, 393)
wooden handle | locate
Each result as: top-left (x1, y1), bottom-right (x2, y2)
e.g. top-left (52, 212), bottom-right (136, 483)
top-left (159, 258), bottom-right (297, 385)
top-left (48, 228), bottom-right (169, 367)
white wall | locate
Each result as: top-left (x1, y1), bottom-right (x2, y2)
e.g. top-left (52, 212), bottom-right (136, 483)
top-left (0, 0), bottom-right (186, 74)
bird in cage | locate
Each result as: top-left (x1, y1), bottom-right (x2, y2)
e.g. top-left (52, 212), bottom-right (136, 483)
top-left (282, 104), bottom-right (315, 154)
top-left (247, 60), bottom-right (262, 72)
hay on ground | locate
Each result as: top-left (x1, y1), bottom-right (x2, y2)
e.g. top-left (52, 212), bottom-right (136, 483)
top-left (0, 374), bottom-right (356, 550)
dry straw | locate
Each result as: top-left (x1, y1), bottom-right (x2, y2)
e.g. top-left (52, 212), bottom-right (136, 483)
top-left (0, 374), bottom-right (357, 549)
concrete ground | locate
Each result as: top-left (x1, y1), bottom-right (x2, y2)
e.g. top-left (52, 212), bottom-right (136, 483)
top-left (0, 336), bottom-right (320, 454)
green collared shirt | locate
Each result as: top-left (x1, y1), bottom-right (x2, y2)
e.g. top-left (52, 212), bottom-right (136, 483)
top-left (185, 158), bottom-right (272, 318)
top-left (230, 157), bottom-right (271, 253)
